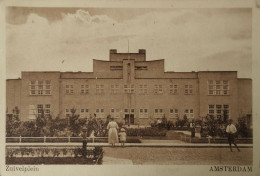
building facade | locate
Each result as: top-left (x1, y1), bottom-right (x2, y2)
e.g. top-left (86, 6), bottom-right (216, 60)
top-left (6, 49), bottom-right (252, 125)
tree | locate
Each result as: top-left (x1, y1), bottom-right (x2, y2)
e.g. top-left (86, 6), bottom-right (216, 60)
top-left (6, 107), bottom-right (21, 137)
top-left (68, 108), bottom-right (82, 136)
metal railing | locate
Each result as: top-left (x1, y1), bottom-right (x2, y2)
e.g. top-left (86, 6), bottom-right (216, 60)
top-left (6, 136), bottom-right (108, 143)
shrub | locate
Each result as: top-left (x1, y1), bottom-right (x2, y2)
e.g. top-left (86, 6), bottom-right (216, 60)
top-left (126, 127), bottom-right (166, 136)
top-left (236, 116), bottom-right (252, 137)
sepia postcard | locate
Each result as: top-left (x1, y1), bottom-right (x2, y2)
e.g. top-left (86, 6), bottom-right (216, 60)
top-left (0, 0), bottom-right (260, 176)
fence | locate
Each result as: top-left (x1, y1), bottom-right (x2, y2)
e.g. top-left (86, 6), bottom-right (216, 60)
top-left (6, 136), bottom-right (108, 143)
top-left (179, 134), bottom-right (253, 144)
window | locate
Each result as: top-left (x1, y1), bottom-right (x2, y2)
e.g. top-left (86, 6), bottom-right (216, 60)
top-left (208, 104), bottom-right (230, 119)
top-left (154, 85), bottom-right (163, 94)
top-left (139, 108), bottom-right (148, 118)
top-left (184, 109), bottom-right (194, 118)
top-left (139, 84), bottom-right (147, 94)
top-left (111, 108), bottom-right (120, 118)
top-left (96, 85), bottom-right (104, 94)
top-left (29, 104), bottom-right (51, 120)
top-left (170, 85), bottom-right (178, 95)
top-left (169, 108), bottom-right (179, 118)
top-left (154, 109), bottom-right (164, 118)
top-left (111, 84), bottom-right (119, 94)
top-left (135, 66), bottom-right (148, 70)
top-left (110, 66), bottom-right (123, 70)
top-left (29, 80), bottom-right (51, 95)
top-left (208, 80), bottom-right (229, 95)
top-left (65, 85), bottom-right (74, 94)
top-left (95, 108), bottom-right (105, 118)
top-left (124, 109), bottom-right (134, 114)
top-left (184, 85), bottom-right (193, 95)
top-left (79, 108), bottom-right (90, 118)
top-left (80, 85), bottom-right (89, 94)
top-left (124, 84), bottom-right (134, 94)
top-left (65, 108), bottom-right (73, 117)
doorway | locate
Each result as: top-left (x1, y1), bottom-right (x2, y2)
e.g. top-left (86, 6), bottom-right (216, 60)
top-left (125, 114), bottom-right (134, 125)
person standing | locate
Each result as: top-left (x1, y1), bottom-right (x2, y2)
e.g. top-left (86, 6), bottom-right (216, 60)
top-left (190, 120), bottom-right (195, 138)
top-left (118, 128), bottom-right (127, 147)
top-left (226, 119), bottom-right (240, 152)
top-left (81, 127), bottom-right (88, 157)
top-left (107, 118), bottom-right (119, 147)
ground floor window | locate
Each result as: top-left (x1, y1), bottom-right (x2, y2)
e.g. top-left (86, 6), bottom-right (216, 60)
top-left (139, 109), bottom-right (148, 118)
top-left (80, 108), bottom-right (89, 118)
top-left (96, 108), bottom-right (105, 118)
top-left (29, 104), bottom-right (51, 120)
top-left (184, 109), bottom-right (194, 118)
top-left (154, 109), bottom-right (164, 118)
top-left (208, 104), bottom-right (230, 119)
top-left (111, 108), bottom-right (120, 118)
top-left (169, 109), bottom-right (179, 118)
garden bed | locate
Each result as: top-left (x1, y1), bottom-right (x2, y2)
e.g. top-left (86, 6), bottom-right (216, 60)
top-left (6, 146), bottom-right (103, 165)
top-left (6, 157), bottom-right (100, 165)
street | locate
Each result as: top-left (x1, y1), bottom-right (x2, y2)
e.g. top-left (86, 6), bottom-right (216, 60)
top-left (103, 147), bottom-right (252, 165)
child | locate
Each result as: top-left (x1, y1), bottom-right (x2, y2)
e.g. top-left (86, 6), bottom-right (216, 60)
top-left (118, 128), bottom-right (127, 147)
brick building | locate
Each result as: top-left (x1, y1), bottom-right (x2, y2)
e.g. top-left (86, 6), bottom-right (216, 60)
top-left (6, 49), bottom-right (252, 125)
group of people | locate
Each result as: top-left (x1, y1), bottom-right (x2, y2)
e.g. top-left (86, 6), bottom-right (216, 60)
top-left (84, 117), bottom-right (240, 151)
top-left (190, 119), bottom-right (240, 152)
top-left (106, 118), bottom-right (126, 147)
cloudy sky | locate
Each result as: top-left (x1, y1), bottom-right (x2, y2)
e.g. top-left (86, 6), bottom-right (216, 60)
top-left (6, 7), bottom-right (252, 79)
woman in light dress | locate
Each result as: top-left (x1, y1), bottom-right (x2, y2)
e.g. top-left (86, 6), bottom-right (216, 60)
top-left (107, 118), bottom-right (119, 147)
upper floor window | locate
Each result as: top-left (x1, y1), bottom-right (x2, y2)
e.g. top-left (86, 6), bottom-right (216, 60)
top-left (110, 66), bottom-right (123, 70)
top-left (208, 80), bottom-right (229, 95)
top-left (29, 80), bottom-right (51, 95)
top-left (184, 85), bottom-right (193, 95)
top-left (96, 85), bottom-right (104, 94)
top-left (124, 84), bottom-right (134, 94)
top-left (135, 66), bottom-right (148, 70)
top-left (139, 84), bottom-right (147, 94)
top-left (80, 85), bottom-right (89, 94)
top-left (111, 84), bottom-right (119, 94)
top-left (169, 84), bottom-right (178, 95)
top-left (154, 85), bottom-right (163, 94)
top-left (65, 85), bottom-right (74, 94)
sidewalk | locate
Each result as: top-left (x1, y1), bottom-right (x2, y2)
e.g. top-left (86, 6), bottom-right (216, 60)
top-left (6, 142), bottom-right (253, 148)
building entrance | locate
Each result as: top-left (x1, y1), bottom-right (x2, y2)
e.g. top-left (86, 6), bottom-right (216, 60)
top-left (125, 114), bottom-right (134, 125)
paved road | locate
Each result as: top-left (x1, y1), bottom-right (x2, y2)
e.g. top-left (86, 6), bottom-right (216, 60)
top-left (103, 147), bottom-right (252, 165)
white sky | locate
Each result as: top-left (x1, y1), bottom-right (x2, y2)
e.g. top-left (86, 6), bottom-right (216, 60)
top-left (6, 8), bottom-right (252, 79)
